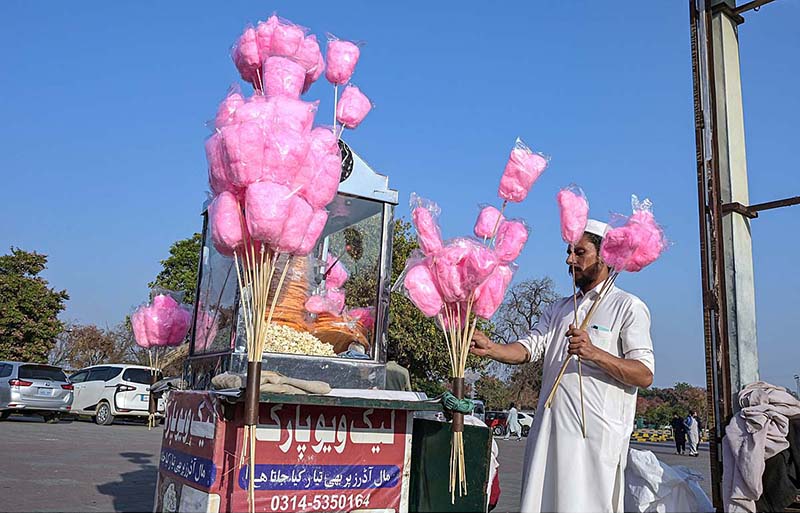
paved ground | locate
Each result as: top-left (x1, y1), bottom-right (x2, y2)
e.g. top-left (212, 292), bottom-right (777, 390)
top-left (493, 438), bottom-right (711, 513)
top-left (2, 414), bottom-right (711, 512)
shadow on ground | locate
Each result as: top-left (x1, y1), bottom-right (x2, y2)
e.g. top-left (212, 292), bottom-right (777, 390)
top-left (96, 452), bottom-right (158, 512)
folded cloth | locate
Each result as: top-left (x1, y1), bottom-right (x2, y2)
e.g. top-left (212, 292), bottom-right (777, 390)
top-left (209, 370), bottom-right (331, 395)
top-left (260, 383), bottom-right (307, 394)
top-left (210, 372), bottom-right (243, 390)
top-left (723, 381), bottom-right (800, 513)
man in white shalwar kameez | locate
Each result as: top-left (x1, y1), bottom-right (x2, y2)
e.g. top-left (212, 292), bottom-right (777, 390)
top-left (471, 220), bottom-right (655, 513)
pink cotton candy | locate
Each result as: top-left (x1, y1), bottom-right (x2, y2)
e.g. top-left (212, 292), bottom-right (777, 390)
top-left (295, 153), bottom-right (341, 209)
top-left (432, 241), bottom-right (497, 303)
top-left (268, 96), bottom-right (317, 133)
top-left (600, 224), bottom-right (639, 272)
top-left (325, 255), bottom-right (348, 288)
top-left (263, 56), bottom-right (306, 99)
top-left (498, 140), bottom-right (548, 203)
top-left (209, 191), bottom-right (244, 257)
top-left (604, 210), bottom-right (666, 273)
top-left (310, 126), bottom-right (339, 156)
top-left (271, 19), bottom-right (305, 57)
top-left (346, 307), bottom-right (375, 329)
top-left (206, 134), bottom-right (238, 197)
top-left (296, 209), bottom-right (328, 256)
top-left (276, 194), bottom-right (313, 254)
top-left (557, 186), bottom-right (589, 245)
top-left (233, 95), bottom-right (273, 124)
top-left (167, 306), bottom-right (192, 346)
top-left (412, 207), bottom-right (443, 256)
top-left (473, 265), bottom-right (514, 320)
top-left (494, 220), bottom-right (529, 264)
top-left (459, 239), bottom-right (499, 290)
top-left (294, 35), bottom-right (322, 73)
top-left (245, 181), bottom-right (292, 245)
top-left (233, 27), bottom-right (261, 85)
top-left (403, 263), bottom-right (444, 317)
top-left (131, 308), bottom-right (150, 349)
top-left (255, 16), bottom-right (277, 62)
top-left (336, 86), bottom-right (371, 129)
top-left (474, 206), bottom-right (505, 239)
top-left (326, 39), bottom-right (360, 85)
top-left (263, 126), bottom-right (310, 184)
top-left (144, 295), bottom-right (181, 347)
top-left (214, 90), bottom-right (245, 129)
top-left (305, 289), bottom-right (345, 315)
top-left (220, 121), bottom-right (266, 188)
top-left (302, 49), bottom-right (326, 93)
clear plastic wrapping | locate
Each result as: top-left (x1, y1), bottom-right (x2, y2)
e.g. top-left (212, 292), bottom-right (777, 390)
top-left (556, 184), bottom-right (589, 245)
top-left (325, 35), bottom-right (361, 85)
top-left (498, 137), bottom-right (549, 203)
top-left (336, 85), bottom-right (372, 129)
top-left (410, 192), bottom-right (444, 255)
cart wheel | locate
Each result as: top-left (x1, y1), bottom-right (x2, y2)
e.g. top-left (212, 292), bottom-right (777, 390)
top-left (0, 411), bottom-right (10, 421)
top-left (522, 425), bottom-right (530, 437)
top-left (95, 401), bottom-right (115, 426)
top-left (493, 425), bottom-right (504, 436)
top-left (43, 413), bottom-right (60, 424)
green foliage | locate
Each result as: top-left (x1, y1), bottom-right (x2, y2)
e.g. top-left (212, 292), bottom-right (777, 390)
top-left (0, 248), bottom-right (69, 363)
top-left (474, 375), bottom-right (513, 410)
top-left (149, 233), bottom-right (202, 303)
top-left (636, 382), bottom-right (708, 428)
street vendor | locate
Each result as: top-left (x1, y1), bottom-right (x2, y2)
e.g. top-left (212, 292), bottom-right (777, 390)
top-left (470, 219), bottom-right (655, 512)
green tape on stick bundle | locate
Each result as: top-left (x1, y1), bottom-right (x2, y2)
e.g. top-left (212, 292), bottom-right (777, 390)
top-left (441, 392), bottom-right (474, 414)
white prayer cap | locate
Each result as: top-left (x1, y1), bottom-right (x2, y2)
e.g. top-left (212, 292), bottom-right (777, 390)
top-left (584, 219), bottom-right (609, 238)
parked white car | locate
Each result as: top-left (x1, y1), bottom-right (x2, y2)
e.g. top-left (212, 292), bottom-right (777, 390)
top-left (518, 411), bottom-right (535, 436)
top-left (69, 364), bottom-right (165, 425)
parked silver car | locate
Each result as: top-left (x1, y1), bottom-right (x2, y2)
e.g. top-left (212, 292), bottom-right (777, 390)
top-left (0, 361), bottom-right (74, 422)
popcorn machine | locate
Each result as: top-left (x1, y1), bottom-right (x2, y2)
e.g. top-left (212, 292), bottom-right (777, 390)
top-left (184, 141), bottom-right (397, 390)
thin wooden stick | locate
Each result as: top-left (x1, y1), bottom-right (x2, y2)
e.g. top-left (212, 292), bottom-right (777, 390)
top-left (571, 257), bottom-right (587, 439)
top-left (545, 272), bottom-right (619, 408)
top-left (487, 200), bottom-right (508, 247)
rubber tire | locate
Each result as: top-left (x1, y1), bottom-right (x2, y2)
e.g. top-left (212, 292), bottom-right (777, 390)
top-left (0, 411), bottom-right (10, 421)
top-left (522, 425), bottom-right (530, 437)
top-left (95, 402), bottom-right (115, 426)
top-left (492, 425), bottom-right (505, 437)
top-left (43, 413), bottom-right (60, 424)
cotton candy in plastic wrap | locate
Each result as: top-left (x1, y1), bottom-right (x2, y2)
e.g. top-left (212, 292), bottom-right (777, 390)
top-left (498, 138), bottom-right (549, 203)
top-left (325, 38), bottom-right (360, 85)
top-left (296, 209), bottom-right (328, 256)
top-left (293, 35), bottom-right (322, 73)
top-left (206, 133), bottom-right (239, 197)
top-left (263, 56), bottom-right (307, 99)
top-left (294, 151), bottom-right (341, 209)
top-left (403, 261), bottom-right (444, 317)
top-left (263, 126), bottom-right (310, 184)
top-left (474, 205), bottom-right (505, 239)
top-left (140, 294), bottom-right (191, 348)
top-left (276, 194), bottom-right (313, 254)
top-left (232, 27), bottom-right (261, 85)
top-left (494, 220), bottom-right (529, 264)
top-left (245, 181), bottom-right (292, 245)
top-left (214, 87), bottom-right (245, 129)
top-left (271, 18), bottom-right (306, 58)
top-left (336, 86), bottom-right (371, 129)
top-left (602, 196), bottom-right (667, 273)
top-left (255, 16), bottom-right (277, 61)
top-left (305, 288), bottom-right (345, 315)
top-left (131, 308), bottom-right (150, 349)
top-left (302, 48), bottom-right (326, 93)
top-left (346, 307), bottom-right (375, 330)
top-left (410, 193), bottom-right (444, 255)
top-left (209, 191), bottom-right (245, 257)
top-left (168, 305), bottom-right (192, 346)
top-left (557, 185), bottom-right (589, 245)
top-left (310, 126), bottom-right (339, 156)
top-left (220, 121), bottom-right (266, 188)
top-left (268, 96), bottom-right (317, 133)
top-left (473, 264), bottom-right (515, 320)
top-left (432, 239), bottom-right (498, 303)
top-left (325, 255), bottom-right (349, 288)
top-left (233, 95), bottom-right (273, 124)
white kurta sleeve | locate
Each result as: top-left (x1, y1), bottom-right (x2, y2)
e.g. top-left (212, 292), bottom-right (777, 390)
top-left (516, 303), bottom-right (554, 362)
top-left (620, 298), bottom-right (655, 374)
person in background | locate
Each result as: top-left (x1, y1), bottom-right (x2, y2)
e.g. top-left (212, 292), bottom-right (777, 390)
top-left (671, 413), bottom-right (686, 455)
top-left (505, 403), bottom-right (522, 441)
top-left (685, 411), bottom-right (700, 457)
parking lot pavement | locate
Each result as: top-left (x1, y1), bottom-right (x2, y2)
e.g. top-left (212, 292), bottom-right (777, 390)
top-left (0, 415), bottom-right (162, 512)
top-left (493, 438), bottom-right (711, 513)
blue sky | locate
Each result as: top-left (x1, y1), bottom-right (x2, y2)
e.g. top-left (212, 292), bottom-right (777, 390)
top-left (1, 1), bottom-right (797, 390)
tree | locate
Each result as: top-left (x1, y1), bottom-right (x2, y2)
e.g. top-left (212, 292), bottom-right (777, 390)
top-left (636, 382), bottom-right (708, 428)
top-left (0, 248), bottom-right (69, 362)
top-left (49, 322), bottom-right (148, 371)
top-left (486, 277), bottom-right (558, 408)
top-left (474, 375), bottom-right (513, 410)
top-left (149, 233), bottom-right (202, 303)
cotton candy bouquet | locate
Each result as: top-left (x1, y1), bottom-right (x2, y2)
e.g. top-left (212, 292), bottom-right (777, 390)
top-left (211, 14), bottom-right (374, 511)
top-left (544, 194), bottom-right (668, 408)
top-left (395, 137), bottom-right (547, 501)
top-left (131, 290), bottom-right (192, 427)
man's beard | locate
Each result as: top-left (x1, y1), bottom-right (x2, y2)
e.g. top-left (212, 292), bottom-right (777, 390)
top-left (569, 261), bottom-right (602, 289)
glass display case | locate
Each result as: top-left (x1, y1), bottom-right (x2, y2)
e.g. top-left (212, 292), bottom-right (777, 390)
top-left (186, 142), bottom-right (398, 389)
